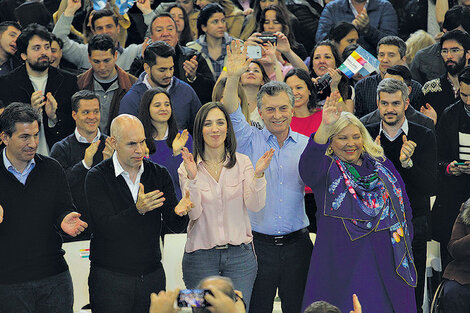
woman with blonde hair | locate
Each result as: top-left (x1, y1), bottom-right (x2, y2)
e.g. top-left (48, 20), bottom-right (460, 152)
top-left (405, 30), bottom-right (436, 66)
top-left (299, 92), bottom-right (416, 313)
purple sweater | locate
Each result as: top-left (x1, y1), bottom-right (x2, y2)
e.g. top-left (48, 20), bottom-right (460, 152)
top-left (299, 136), bottom-right (416, 313)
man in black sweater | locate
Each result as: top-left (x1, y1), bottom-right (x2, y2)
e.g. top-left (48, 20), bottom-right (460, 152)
top-left (364, 78), bottom-right (437, 313)
top-left (0, 102), bottom-right (87, 312)
top-left (85, 114), bottom-right (191, 313)
top-left (51, 90), bottom-right (114, 241)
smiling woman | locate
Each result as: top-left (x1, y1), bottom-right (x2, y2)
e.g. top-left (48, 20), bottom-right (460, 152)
top-left (299, 93), bottom-right (417, 313)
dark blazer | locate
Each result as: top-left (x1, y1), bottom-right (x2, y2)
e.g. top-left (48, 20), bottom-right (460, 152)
top-left (85, 157), bottom-right (187, 275)
top-left (0, 65), bottom-right (78, 148)
top-left (366, 121), bottom-right (437, 218)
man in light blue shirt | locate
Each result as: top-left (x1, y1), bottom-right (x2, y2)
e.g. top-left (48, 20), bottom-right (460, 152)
top-left (222, 43), bottom-right (313, 313)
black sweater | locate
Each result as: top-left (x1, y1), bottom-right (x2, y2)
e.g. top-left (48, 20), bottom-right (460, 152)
top-left (0, 152), bottom-right (73, 284)
top-left (366, 121), bottom-right (437, 218)
top-left (50, 133), bottom-right (108, 240)
top-left (85, 157), bottom-right (187, 276)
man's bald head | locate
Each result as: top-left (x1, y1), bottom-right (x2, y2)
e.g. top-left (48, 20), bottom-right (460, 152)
top-left (110, 114), bottom-right (143, 142)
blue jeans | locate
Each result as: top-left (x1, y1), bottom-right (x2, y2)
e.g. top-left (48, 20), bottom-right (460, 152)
top-left (88, 265), bottom-right (165, 313)
top-left (182, 243), bottom-right (258, 309)
top-left (0, 270), bottom-right (73, 313)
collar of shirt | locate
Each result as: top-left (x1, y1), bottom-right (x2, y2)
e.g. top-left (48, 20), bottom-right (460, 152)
top-left (261, 127), bottom-right (298, 147)
top-left (112, 152), bottom-right (144, 178)
top-left (112, 152), bottom-right (144, 202)
top-left (75, 128), bottom-right (101, 143)
top-left (380, 118), bottom-right (409, 142)
top-left (3, 148), bottom-right (36, 183)
top-left (348, 0), bottom-right (369, 17)
top-left (199, 34), bottom-right (229, 60)
top-left (143, 73), bottom-right (174, 92)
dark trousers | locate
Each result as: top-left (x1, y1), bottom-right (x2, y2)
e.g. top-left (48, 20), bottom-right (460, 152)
top-left (412, 215), bottom-right (428, 313)
top-left (89, 265), bottom-right (165, 313)
top-left (249, 230), bottom-right (313, 313)
top-left (0, 270), bottom-right (73, 313)
top-left (440, 280), bottom-right (470, 313)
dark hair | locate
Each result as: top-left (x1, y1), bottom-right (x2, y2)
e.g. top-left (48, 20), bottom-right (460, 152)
top-left (440, 29), bottom-right (470, 51)
top-left (309, 40), bottom-right (342, 77)
top-left (91, 9), bottom-right (118, 30)
top-left (341, 43), bottom-right (359, 61)
top-left (138, 87), bottom-right (179, 154)
top-left (377, 36), bottom-right (407, 58)
top-left (16, 23), bottom-right (51, 55)
top-left (71, 90), bottom-right (100, 112)
top-left (150, 12), bottom-right (177, 35)
top-left (443, 5), bottom-right (470, 32)
top-left (258, 5), bottom-right (299, 49)
top-left (252, 0), bottom-right (290, 27)
top-left (50, 33), bottom-right (63, 49)
top-left (0, 102), bottom-right (40, 136)
top-left (144, 41), bottom-right (176, 67)
top-left (192, 102), bottom-right (237, 169)
top-left (386, 65), bottom-right (412, 87)
top-left (249, 60), bottom-right (270, 84)
top-left (284, 68), bottom-right (318, 112)
top-left (459, 66), bottom-right (470, 84)
top-left (167, 4), bottom-right (193, 46)
top-left (197, 3), bottom-right (225, 36)
top-left (303, 301), bottom-right (341, 313)
top-left (257, 81), bottom-right (295, 109)
top-left (328, 22), bottom-right (358, 44)
top-left (0, 21), bottom-right (21, 36)
top-left (88, 34), bottom-right (116, 56)
top-left (14, 1), bottom-right (53, 30)
top-left (0, 100), bottom-right (5, 109)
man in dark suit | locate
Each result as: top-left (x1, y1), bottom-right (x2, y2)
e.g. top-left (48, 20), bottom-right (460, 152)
top-left (364, 78), bottom-right (437, 313)
top-left (0, 23), bottom-right (78, 153)
top-left (85, 114), bottom-right (191, 313)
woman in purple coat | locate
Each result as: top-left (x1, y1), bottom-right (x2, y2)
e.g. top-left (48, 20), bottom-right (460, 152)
top-left (299, 92), bottom-right (416, 313)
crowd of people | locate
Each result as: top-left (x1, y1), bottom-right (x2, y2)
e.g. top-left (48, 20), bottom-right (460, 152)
top-left (1, 0), bottom-right (470, 312)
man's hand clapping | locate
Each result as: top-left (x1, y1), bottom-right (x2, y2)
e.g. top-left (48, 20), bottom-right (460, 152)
top-left (136, 183), bottom-right (165, 214)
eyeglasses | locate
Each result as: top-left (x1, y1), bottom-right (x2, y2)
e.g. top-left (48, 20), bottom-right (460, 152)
top-left (440, 48), bottom-right (464, 56)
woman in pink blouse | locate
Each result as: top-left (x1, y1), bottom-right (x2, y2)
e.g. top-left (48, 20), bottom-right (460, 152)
top-left (176, 102), bottom-right (274, 308)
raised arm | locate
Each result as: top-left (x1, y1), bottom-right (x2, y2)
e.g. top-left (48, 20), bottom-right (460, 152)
top-left (275, 32), bottom-right (308, 72)
top-left (314, 91), bottom-right (342, 144)
top-left (222, 40), bottom-right (251, 114)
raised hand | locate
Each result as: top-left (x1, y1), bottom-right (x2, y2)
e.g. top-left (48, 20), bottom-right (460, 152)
top-left (274, 31), bottom-right (290, 54)
top-left (245, 32), bottom-right (262, 47)
top-left (255, 148), bottom-right (274, 177)
top-left (44, 92), bottom-right (58, 122)
top-left (65, 0), bottom-right (81, 16)
top-left (61, 212), bottom-right (88, 237)
top-left (136, 183), bottom-right (166, 214)
top-left (181, 147), bottom-right (197, 180)
top-left (172, 130), bottom-right (189, 156)
top-left (374, 135), bottom-right (381, 146)
top-left (399, 135), bottom-right (417, 168)
top-left (328, 68), bottom-right (342, 90)
top-left (174, 190), bottom-right (194, 216)
top-left (353, 9), bottom-right (369, 31)
top-left (349, 294), bottom-right (362, 313)
top-left (205, 288), bottom-right (238, 313)
top-left (141, 37), bottom-right (151, 58)
top-left (262, 40), bottom-right (278, 65)
top-left (84, 140), bottom-right (101, 168)
top-left (136, 0), bottom-right (152, 14)
top-left (102, 137), bottom-right (114, 160)
top-left (183, 56), bottom-right (199, 81)
top-left (420, 103), bottom-right (437, 125)
top-left (0, 204), bottom-right (3, 223)
top-left (322, 91), bottom-right (342, 126)
top-left (226, 40), bottom-right (251, 78)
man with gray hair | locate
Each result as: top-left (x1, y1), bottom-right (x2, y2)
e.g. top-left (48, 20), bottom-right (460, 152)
top-left (355, 36), bottom-right (425, 117)
top-left (365, 78), bottom-right (437, 313)
top-left (85, 114), bottom-right (191, 313)
top-left (220, 41), bottom-right (313, 313)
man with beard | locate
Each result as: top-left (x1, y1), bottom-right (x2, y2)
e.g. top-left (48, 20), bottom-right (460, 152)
top-left (432, 66), bottom-right (470, 270)
top-left (0, 23), bottom-right (78, 154)
top-left (365, 78), bottom-right (437, 313)
top-left (0, 21), bottom-right (22, 76)
top-left (119, 41), bottom-right (201, 134)
top-left (422, 29), bottom-right (470, 124)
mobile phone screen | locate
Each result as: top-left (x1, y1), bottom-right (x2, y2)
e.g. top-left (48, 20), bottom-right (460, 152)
top-left (177, 289), bottom-right (211, 307)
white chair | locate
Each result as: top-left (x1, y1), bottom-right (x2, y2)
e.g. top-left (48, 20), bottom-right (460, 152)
top-left (63, 240), bottom-right (91, 312)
